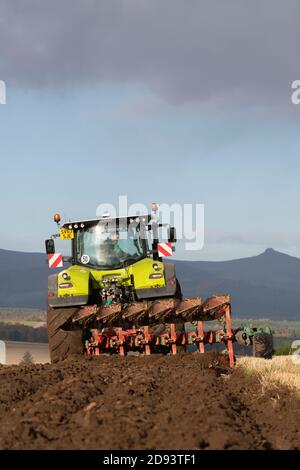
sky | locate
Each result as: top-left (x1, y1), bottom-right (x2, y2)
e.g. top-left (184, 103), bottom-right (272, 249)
top-left (0, 0), bottom-right (300, 261)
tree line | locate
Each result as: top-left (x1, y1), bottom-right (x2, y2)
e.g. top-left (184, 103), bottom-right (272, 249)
top-left (0, 323), bottom-right (47, 343)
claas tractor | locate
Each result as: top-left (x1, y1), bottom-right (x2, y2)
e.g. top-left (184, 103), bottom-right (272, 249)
top-left (45, 204), bottom-right (273, 365)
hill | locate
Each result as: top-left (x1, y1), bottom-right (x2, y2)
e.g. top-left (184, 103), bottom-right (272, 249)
top-left (173, 248), bottom-right (300, 319)
top-left (0, 247), bottom-right (299, 319)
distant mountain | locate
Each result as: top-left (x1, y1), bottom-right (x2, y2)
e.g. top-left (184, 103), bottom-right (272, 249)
top-left (173, 248), bottom-right (300, 320)
top-left (0, 247), bottom-right (299, 319)
top-left (0, 249), bottom-right (49, 309)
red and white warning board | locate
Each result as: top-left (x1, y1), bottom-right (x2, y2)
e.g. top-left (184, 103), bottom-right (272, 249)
top-left (48, 253), bottom-right (63, 269)
top-left (157, 242), bottom-right (173, 257)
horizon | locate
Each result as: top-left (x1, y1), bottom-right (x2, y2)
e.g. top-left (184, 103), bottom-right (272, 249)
top-left (1, 245), bottom-right (298, 263)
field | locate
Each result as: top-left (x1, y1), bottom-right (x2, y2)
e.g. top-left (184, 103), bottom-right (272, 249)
top-left (237, 356), bottom-right (300, 392)
top-left (0, 352), bottom-right (299, 450)
top-left (0, 309), bottom-right (299, 450)
top-left (0, 308), bottom-right (46, 323)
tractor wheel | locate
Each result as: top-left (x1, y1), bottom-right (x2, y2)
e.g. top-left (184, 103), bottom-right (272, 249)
top-left (47, 307), bottom-right (83, 363)
top-left (253, 333), bottom-right (273, 359)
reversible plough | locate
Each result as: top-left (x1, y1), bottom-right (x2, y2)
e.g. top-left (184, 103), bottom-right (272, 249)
top-left (79, 296), bottom-right (237, 367)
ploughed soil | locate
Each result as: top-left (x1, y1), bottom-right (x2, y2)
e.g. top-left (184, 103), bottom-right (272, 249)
top-left (0, 352), bottom-right (299, 450)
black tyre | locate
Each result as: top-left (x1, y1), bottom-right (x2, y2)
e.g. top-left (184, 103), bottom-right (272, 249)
top-left (47, 307), bottom-right (83, 363)
top-left (253, 333), bottom-right (273, 359)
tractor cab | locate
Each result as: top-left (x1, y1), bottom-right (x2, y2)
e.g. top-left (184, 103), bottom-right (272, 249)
top-left (67, 216), bottom-right (150, 270)
top-left (45, 210), bottom-right (177, 270)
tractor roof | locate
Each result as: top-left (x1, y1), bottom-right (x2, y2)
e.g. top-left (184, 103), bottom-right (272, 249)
top-left (62, 215), bottom-right (151, 230)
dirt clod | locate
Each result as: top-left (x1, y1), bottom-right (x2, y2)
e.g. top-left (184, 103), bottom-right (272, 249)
top-left (0, 353), bottom-right (299, 450)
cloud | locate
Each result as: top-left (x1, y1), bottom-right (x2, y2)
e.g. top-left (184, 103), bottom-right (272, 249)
top-left (0, 0), bottom-right (299, 106)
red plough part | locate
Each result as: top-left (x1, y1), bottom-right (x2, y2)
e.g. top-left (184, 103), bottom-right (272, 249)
top-left (84, 304), bottom-right (236, 367)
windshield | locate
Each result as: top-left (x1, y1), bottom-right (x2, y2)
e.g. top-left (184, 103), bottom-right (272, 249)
top-left (76, 223), bottom-right (146, 269)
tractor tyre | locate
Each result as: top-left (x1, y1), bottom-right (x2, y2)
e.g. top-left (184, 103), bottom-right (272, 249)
top-left (253, 333), bottom-right (273, 359)
top-left (47, 306), bottom-right (83, 363)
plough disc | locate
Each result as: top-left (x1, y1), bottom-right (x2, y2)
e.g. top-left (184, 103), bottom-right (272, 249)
top-left (73, 294), bottom-right (231, 327)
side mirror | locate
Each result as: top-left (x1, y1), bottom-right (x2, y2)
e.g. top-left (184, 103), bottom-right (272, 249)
top-left (168, 227), bottom-right (177, 243)
top-left (45, 239), bottom-right (55, 255)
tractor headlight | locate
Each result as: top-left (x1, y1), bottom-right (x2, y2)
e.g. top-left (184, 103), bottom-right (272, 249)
top-left (152, 263), bottom-right (160, 271)
top-left (149, 273), bottom-right (163, 279)
top-left (59, 282), bottom-right (73, 289)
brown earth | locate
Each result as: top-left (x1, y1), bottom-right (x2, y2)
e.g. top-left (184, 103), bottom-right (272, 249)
top-left (0, 352), bottom-right (299, 450)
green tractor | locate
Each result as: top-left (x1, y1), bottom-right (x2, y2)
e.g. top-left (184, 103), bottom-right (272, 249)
top-left (45, 204), bottom-right (272, 364)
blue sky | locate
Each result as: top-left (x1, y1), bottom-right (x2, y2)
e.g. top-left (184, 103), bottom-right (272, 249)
top-left (0, 1), bottom-right (300, 260)
top-left (1, 84), bottom-right (300, 260)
